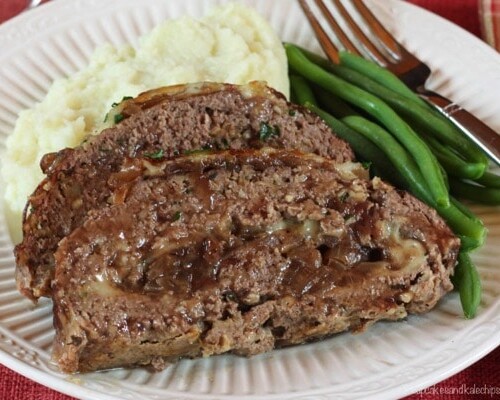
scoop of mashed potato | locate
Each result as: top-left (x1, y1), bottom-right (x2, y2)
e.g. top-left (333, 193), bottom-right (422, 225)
top-left (2, 2), bottom-right (288, 241)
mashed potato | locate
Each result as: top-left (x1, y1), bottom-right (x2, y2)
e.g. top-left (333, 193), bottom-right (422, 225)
top-left (2, 3), bottom-right (288, 241)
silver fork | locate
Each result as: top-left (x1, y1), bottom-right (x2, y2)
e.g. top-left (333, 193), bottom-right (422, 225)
top-left (26, 0), bottom-right (43, 10)
top-left (299, 0), bottom-right (500, 166)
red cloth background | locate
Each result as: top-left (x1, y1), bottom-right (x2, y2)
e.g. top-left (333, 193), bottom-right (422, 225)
top-left (0, 1), bottom-right (499, 399)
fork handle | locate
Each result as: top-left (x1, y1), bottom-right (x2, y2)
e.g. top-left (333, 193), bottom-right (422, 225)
top-left (418, 89), bottom-right (500, 167)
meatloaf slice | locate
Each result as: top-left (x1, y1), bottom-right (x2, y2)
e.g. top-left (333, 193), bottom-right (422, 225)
top-left (52, 148), bottom-right (459, 373)
top-left (15, 81), bottom-right (354, 301)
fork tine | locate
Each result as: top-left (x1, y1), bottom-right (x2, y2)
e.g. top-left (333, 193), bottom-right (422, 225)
top-left (312, 0), bottom-right (361, 56)
top-left (330, 0), bottom-right (390, 65)
top-left (352, 0), bottom-right (401, 58)
top-left (298, 0), bottom-right (340, 64)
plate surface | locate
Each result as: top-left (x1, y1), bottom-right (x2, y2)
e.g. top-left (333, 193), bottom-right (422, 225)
top-left (0, 1), bottom-right (500, 399)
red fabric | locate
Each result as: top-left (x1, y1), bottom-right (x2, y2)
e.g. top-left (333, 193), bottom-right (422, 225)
top-left (408, 0), bottom-right (482, 38)
top-left (493, 0), bottom-right (500, 47)
top-left (0, 1), bottom-right (24, 22)
top-left (0, 1), bottom-right (498, 399)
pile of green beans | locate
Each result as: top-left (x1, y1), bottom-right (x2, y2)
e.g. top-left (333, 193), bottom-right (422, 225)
top-left (285, 43), bottom-right (494, 318)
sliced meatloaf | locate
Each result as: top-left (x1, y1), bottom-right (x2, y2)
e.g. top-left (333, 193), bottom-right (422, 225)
top-left (52, 148), bottom-right (459, 373)
top-left (15, 81), bottom-right (354, 301)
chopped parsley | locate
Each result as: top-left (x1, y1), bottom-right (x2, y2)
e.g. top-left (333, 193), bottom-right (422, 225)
top-left (288, 109), bottom-right (296, 116)
top-left (172, 211), bottom-right (182, 221)
top-left (144, 149), bottom-right (164, 159)
top-left (339, 192), bottom-right (349, 202)
top-left (259, 122), bottom-right (281, 141)
top-left (111, 96), bottom-right (133, 108)
top-left (104, 96), bottom-right (132, 123)
top-left (224, 291), bottom-right (238, 302)
top-left (114, 113), bottom-right (125, 124)
top-left (361, 161), bottom-right (372, 170)
top-left (343, 213), bottom-right (356, 223)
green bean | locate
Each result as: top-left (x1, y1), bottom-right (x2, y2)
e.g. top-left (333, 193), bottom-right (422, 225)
top-left (420, 133), bottom-right (486, 179)
top-left (290, 77), bottom-right (384, 173)
top-left (295, 46), bottom-right (426, 108)
top-left (292, 45), bottom-right (335, 71)
top-left (285, 44), bottom-right (450, 207)
top-left (439, 205), bottom-right (485, 251)
top-left (292, 43), bottom-right (488, 169)
top-left (450, 196), bottom-right (480, 222)
top-left (450, 178), bottom-right (500, 205)
top-left (338, 51), bottom-right (428, 107)
top-left (475, 170), bottom-right (500, 188)
top-left (289, 74), bottom-right (318, 107)
top-left (326, 62), bottom-right (488, 166)
top-left (448, 197), bottom-right (485, 251)
top-left (452, 252), bottom-right (482, 319)
top-left (438, 161), bottom-right (450, 191)
top-left (341, 115), bottom-right (428, 194)
top-left (291, 78), bottom-right (384, 172)
top-left (342, 115), bottom-right (486, 249)
top-left (314, 86), bottom-right (360, 119)
top-left (321, 63), bottom-right (479, 161)
top-left (314, 80), bottom-right (445, 190)
top-left (423, 139), bottom-right (452, 197)
top-left (308, 105), bottom-right (406, 188)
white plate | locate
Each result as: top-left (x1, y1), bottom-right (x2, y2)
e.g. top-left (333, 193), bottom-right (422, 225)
top-left (0, 0), bottom-right (499, 399)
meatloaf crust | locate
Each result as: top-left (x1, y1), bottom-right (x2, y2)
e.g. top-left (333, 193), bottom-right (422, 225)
top-left (52, 148), bottom-right (459, 373)
top-left (16, 82), bottom-right (354, 300)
